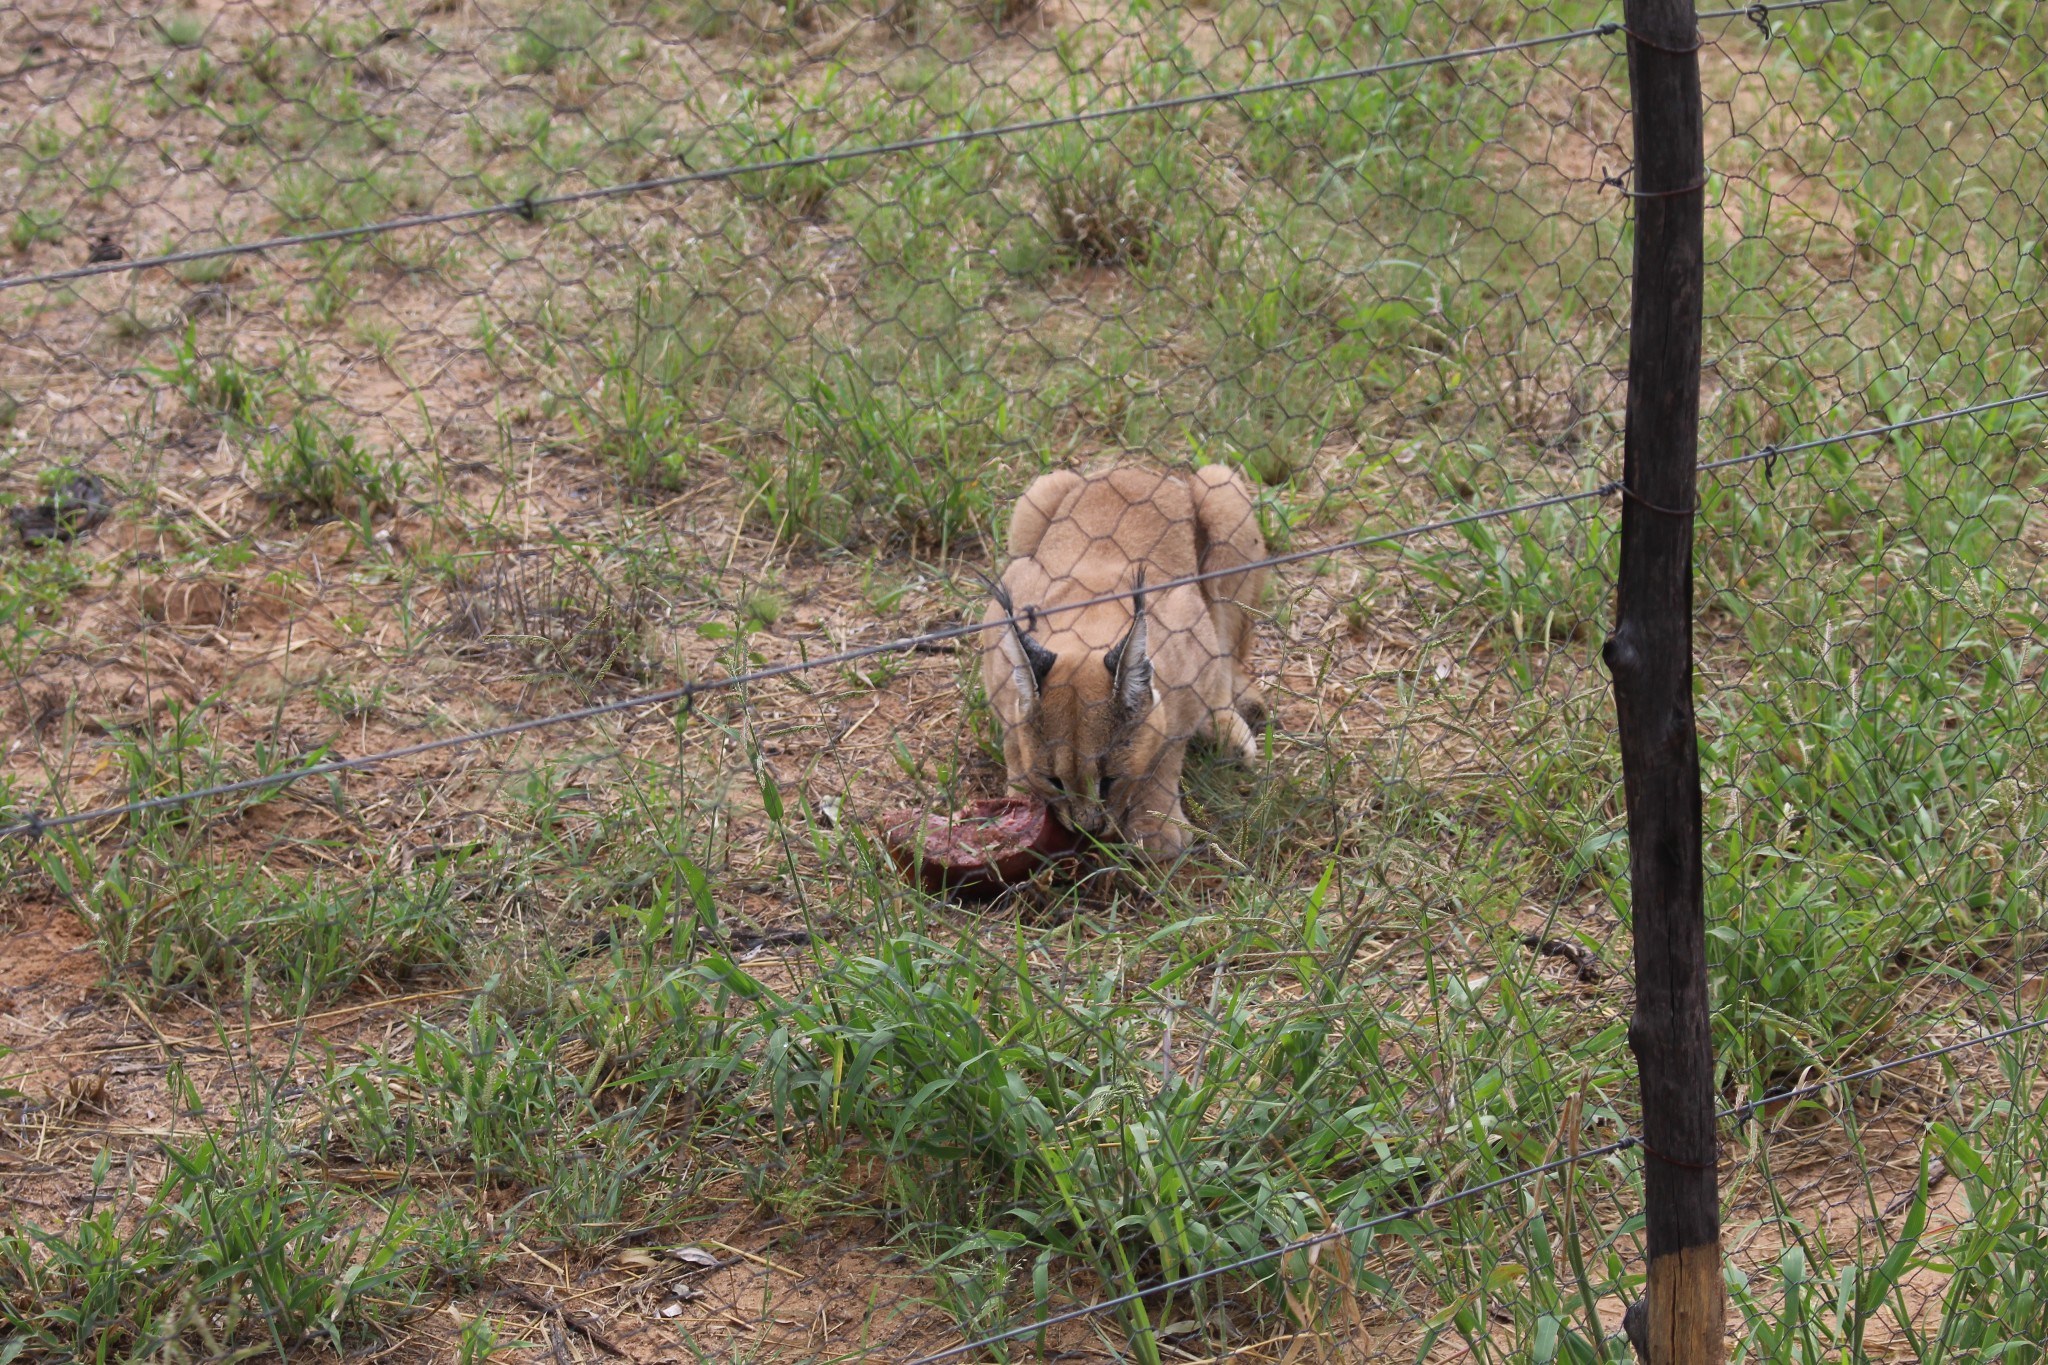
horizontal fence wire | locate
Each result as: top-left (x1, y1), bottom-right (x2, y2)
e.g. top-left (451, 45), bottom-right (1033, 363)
top-left (0, 0), bottom-right (1839, 295)
top-left (6, 383), bottom-right (2037, 845)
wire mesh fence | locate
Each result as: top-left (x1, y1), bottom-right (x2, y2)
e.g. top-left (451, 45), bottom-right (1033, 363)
top-left (0, 0), bottom-right (2045, 1361)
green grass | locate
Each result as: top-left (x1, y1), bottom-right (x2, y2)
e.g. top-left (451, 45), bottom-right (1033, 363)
top-left (1692, 397), bottom-right (2048, 1088)
top-left (716, 81), bottom-right (858, 220)
top-left (251, 414), bottom-right (406, 522)
top-left (749, 356), bottom-right (1008, 553)
top-left (1, 1091), bottom-right (442, 1357)
top-left (151, 10), bottom-right (206, 49)
top-left (140, 320), bottom-right (272, 425)
top-left (1025, 117), bottom-right (1186, 267)
top-left (0, 542), bottom-right (88, 677)
top-left (507, 9), bottom-right (600, 76)
top-left (6, 210), bottom-right (64, 254)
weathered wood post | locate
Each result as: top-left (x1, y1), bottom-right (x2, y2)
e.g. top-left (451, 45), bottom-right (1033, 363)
top-left (1609, 2), bottom-right (1721, 1363)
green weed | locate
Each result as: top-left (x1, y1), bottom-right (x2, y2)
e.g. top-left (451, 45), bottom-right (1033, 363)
top-left (708, 897), bottom-right (1634, 1348)
top-left (1700, 413), bottom-right (2048, 1087)
top-left (1027, 118), bottom-right (1188, 267)
top-left (252, 414), bottom-right (405, 522)
top-left (750, 360), bottom-right (1004, 554)
top-left (1236, 38), bottom-right (1434, 184)
top-left (563, 274), bottom-right (737, 489)
top-left (141, 321), bottom-right (270, 424)
top-left (151, 10), bottom-right (206, 48)
top-left (6, 210), bottom-right (64, 254)
top-left (719, 82), bottom-right (855, 219)
top-left (0, 1119), bottom-right (430, 1357)
top-left (1916, 1072), bottom-right (2048, 1363)
top-left (445, 554), bottom-right (661, 687)
top-left (505, 0), bottom-right (607, 75)
top-left (57, 831), bottom-right (466, 1006)
top-left (1410, 491), bottom-right (1616, 651)
top-left (0, 544), bottom-right (87, 676)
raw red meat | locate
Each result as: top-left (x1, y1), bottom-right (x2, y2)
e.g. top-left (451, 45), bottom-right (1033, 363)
top-left (877, 797), bottom-right (1077, 894)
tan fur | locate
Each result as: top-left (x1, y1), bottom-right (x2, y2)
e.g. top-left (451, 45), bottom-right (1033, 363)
top-left (981, 465), bottom-right (1268, 857)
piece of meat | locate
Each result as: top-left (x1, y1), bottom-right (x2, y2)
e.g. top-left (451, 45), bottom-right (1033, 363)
top-left (878, 797), bottom-right (1077, 895)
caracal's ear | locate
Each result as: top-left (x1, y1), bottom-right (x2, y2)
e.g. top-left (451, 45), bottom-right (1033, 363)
top-left (986, 577), bottom-right (1056, 711)
top-left (1104, 570), bottom-right (1153, 716)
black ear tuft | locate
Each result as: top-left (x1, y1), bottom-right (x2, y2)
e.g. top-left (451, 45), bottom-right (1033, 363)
top-left (982, 573), bottom-right (1017, 617)
top-left (1021, 632), bottom-right (1057, 691)
top-left (987, 574), bottom-right (1057, 699)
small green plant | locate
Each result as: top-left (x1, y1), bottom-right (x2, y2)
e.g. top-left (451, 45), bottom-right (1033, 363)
top-left (861, 560), bottom-right (912, 614)
top-left (1919, 1115), bottom-right (2048, 1363)
top-left (143, 321), bottom-right (270, 424)
top-left (305, 241), bottom-right (367, 326)
top-left (574, 345), bottom-right (693, 489)
top-left (316, 676), bottom-right (390, 721)
top-left (252, 414), bottom-right (404, 521)
top-left (1236, 39), bottom-right (1434, 183)
top-left (457, 1313), bottom-right (504, 1365)
top-left (107, 696), bottom-right (231, 831)
top-left (66, 843), bottom-right (467, 1005)
top-left (1411, 493), bottom-right (1616, 651)
top-left (1027, 114), bottom-right (1191, 267)
top-left (0, 545), bottom-right (88, 676)
top-left (716, 919), bottom-right (1627, 1351)
top-left (1700, 420), bottom-right (2048, 1089)
top-left (741, 589), bottom-right (782, 629)
top-left (979, 0), bottom-right (1043, 26)
top-left (152, 9), bottom-right (206, 47)
top-left (79, 152), bottom-right (131, 208)
top-left (174, 252), bottom-right (239, 285)
top-left (6, 210), bottom-right (64, 254)
top-left (1037, 128), bottom-right (1155, 265)
top-left (352, 1002), bottom-right (571, 1182)
top-left (504, 0), bottom-right (605, 75)
top-left (747, 359), bottom-right (1002, 554)
top-left (554, 268), bottom-right (743, 490)
top-left (720, 81), bottom-right (854, 220)
top-left (0, 1118), bottom-right (430, 1356)
top-left (19, 120), bottom-right (65, 166)
top-left (147, 50), bottom-right (224, 111)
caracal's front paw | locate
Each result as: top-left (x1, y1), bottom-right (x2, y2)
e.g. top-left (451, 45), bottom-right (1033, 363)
top-left (1122, 806), bottom-right (1193, 861)
top-left (1212, 708), bottom-right (1260, 768)
top-left (1235, 685), bottom-right (1268, 730)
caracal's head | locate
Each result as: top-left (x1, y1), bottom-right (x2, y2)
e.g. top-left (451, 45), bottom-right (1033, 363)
top-left (989, 577), bottom-right (1163, 840)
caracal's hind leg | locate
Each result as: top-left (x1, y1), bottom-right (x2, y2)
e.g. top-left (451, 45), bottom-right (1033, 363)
top-left (1186, 463), bottom-right (1269, 723)
top-left (1008, 470), bottom-right (1087, 559)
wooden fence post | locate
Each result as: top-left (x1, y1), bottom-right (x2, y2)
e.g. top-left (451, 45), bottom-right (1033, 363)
top-left (1609, 2), bottom-right (1721, 1363)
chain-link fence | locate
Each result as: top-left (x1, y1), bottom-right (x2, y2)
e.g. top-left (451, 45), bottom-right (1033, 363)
top-left (1, 0), bottom-right (2045, 1361)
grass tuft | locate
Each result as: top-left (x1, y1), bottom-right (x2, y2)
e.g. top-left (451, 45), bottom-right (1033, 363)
top-left (252, 414), bottom-right (405, 522)
top-left (445, 553), bottom-right (663, 687)
top-left (0, 1112), bottom-right (434, 1356)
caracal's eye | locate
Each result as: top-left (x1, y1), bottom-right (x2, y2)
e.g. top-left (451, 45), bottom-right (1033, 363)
top-left (1045, 775), bottom-right (1065, 795)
